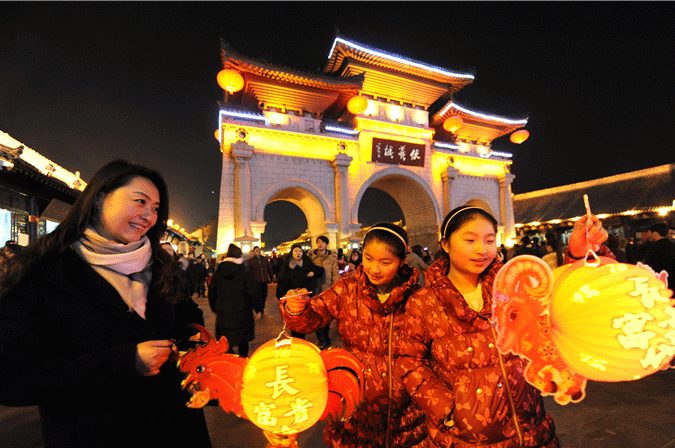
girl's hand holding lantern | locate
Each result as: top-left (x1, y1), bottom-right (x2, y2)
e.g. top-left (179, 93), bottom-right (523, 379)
top-left (568, 195), bottom-right (609, 258)
top-left (282, 288), bottom-right (311, 315)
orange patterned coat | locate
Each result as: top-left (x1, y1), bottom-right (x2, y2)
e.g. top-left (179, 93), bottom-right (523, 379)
top-left (396, 257), bottom-right (559, 448)
top-left (280, 264), bottom-right (427, 448)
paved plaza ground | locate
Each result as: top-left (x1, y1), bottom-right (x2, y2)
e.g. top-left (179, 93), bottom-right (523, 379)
top-left (3, 284), bottom-right (675, 447)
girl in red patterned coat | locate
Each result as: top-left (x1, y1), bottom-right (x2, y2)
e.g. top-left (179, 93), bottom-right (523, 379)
top-left (280, 222), bottom-right (427, 448)
top-left (396, 206), bottom-right (610, 448)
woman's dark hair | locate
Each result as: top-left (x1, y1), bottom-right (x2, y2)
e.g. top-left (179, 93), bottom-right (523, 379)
top-left (226, 243), bottom-right (243, 259)
top-left (411, 245), bottom-right (424, 258)
top-left (278, 243), bottom-right (314, 277)
top-left (0, 159), bottom-right (182, 301)
top-left (363, 222), bottom-right (408, 260)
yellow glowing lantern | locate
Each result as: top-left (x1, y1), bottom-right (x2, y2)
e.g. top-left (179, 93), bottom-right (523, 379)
top-left (347, 95), bottom-right (368, 115)
top-left (240, 338), bottom-right (328, 435)
top-left (510, 129), bottom-right (530, 144)
top-left (217, 69), bottom-right (245, 94)
top-left (214, 129), bottom-right (220, 142)
top-left (442, 115), bottom-right (463, 133)
top-left (549, 260), bottom-right (675, 382)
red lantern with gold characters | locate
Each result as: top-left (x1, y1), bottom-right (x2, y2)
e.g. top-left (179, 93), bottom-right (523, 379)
top-left (509, 129), bottom-right (530, 144)
top-left (217, 69), bottom-right (245, 94)
top-left (347, 95), bottom-right (368, 115)
top-left (442, 115), bottom-right (463, 133)
top-left (240, 337), bottom-right (328, 435)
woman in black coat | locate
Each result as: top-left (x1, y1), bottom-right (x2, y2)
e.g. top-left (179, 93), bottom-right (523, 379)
top-left (275, 243), bottom-right (324, 339)
top-left (0, 160), bottom-right (211, 448)
top-left (208, 244), bottom-right (262, 357)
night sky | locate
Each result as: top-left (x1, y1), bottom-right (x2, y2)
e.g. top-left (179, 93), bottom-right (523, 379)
top-left (2, 3), bottom-right (673, 248)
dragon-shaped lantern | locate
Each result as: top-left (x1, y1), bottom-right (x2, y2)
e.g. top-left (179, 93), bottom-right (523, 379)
top-left (492, 253), bottom-right (675, 404)
top-left (179, 330), bottom-right (365, 447)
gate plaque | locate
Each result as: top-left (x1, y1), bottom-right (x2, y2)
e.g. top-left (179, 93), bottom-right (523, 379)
top-left (371, 137), bottom-right (425, 167)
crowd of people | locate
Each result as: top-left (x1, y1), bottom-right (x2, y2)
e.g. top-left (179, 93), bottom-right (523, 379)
top-left (2, 158), bottom-right (674, 448)
top-left (498, 223), bottom-right (675, 286)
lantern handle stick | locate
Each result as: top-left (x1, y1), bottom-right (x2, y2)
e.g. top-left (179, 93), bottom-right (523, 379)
top-left (582, 194), bottom-right (599, 265)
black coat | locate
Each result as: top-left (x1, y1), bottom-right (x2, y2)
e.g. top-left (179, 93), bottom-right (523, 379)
top-left (208, 261), bottom-right (262, 345)
top-left (275, 258), bottom-right (324, 299)
top-left (0, 249), bottom-right (211, 448)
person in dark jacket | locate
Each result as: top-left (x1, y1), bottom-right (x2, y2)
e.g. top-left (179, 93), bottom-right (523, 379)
top-left (643, 222), bottom-right (675, 284)
top-left (245, 246), bottom-right (274, 314)
top-left (208, 243), bottom-right (262, 357)
top-left (0, 160), bottom-right (211, 448)
top-left (188, 254), bottom-right (208, 297)
top-left (275, 243), bottom-right (323, 339)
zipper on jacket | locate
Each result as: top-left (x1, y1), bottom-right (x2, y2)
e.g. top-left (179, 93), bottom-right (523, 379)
top-left (485, 316), bottom-right (524, 448)
top-left (385, 311), bottom-right (395, 448)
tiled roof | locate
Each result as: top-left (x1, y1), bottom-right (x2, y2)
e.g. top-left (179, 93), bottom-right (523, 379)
top-left (323, 35), bottom-right (474, 87)
top-left (431, 101), bottom-right (528, 144)
top-left (514, 164), bottom-right (675, 224)
top-left (220, 39), bottom-right (364, 90)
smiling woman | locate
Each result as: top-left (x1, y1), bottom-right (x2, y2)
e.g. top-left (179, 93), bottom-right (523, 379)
top-left (0, 160), bottom-right (212, 447)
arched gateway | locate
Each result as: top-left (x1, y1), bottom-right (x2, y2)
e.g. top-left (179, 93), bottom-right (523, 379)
top-left (215, 36), bottom-right (525, 254)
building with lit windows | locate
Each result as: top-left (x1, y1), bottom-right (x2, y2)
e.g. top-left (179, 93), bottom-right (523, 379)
top-left (514, 163), bottom-right (675, 243)
top-left (0, 131), bottom-right (85, 246)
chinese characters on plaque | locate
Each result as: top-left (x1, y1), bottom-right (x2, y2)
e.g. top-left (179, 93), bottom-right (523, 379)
top-left (372, 137), bottom-right (425, 167)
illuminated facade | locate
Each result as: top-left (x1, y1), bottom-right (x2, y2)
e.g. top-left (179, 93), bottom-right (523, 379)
top-left (215, 36), bottom-right (527, 254)
top-left (0, 131), bottom-right (85, 246)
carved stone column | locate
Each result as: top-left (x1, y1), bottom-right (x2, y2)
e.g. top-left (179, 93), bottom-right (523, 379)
top-left (231, 142), bottom-right (254, 238)
top-left (250, 221), bottom-right (267, 247)
top-left (498, 172), bottom-right (516, 240)
top-left (441, 165), bottom-right (460, 217)
top-left (332, 153), bottom-right (353, 240)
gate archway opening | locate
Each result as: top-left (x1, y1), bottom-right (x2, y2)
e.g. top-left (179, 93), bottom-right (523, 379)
top-left (357, 187), bottom-right (404, 228)
top-left (262, 200), bottom-right (307, 252)
top-left (355, 171), bottom-right (440, 250)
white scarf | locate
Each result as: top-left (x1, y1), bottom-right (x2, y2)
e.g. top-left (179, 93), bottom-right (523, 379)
top-left (72, 227), bottom-right (153, 318)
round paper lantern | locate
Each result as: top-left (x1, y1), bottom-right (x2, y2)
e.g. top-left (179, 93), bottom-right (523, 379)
top-left (510, 129), bottom-right (530, 144)
top-left (549, 261), bottom-right (675, 382)
top-left (442, 115), bottom-right (463, 133)
top-left (240, 338), bottom-right (328, 434)
top-left (217, 69), bottom-right (245, 94)
top-left (214, 129), bottom-right (220, 142)
top-left (347, 95), bottom-right (368, 115)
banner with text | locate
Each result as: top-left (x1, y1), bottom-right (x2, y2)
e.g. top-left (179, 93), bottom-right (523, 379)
top-left (371, 137), bottom-right (425, 167)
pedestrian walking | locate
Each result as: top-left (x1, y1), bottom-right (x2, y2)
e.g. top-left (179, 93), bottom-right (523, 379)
top-left (275, 243), bottom-right (324, 339)
top-left (307, 235), bottom-right (340, 349)
top-left (209, 243), bottom-right (262, 357)
top-left (245, 246), bottom-right (274, 314)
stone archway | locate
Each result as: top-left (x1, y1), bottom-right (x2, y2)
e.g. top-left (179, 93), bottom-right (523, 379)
top-left (353, 167), bottom-right (441, 249)
top-left (254, 179), bottom-right (335, 247)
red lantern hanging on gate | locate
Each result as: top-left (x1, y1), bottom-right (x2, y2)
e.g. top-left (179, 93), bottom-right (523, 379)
top-left (347, 95), bottom-right (368, 115)
top-left (510, 129), bottom-right (530, 144)
top-left (217, 69), bottom-right (245, 94)
top-left (443, 115), bottom-right (463, 133)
